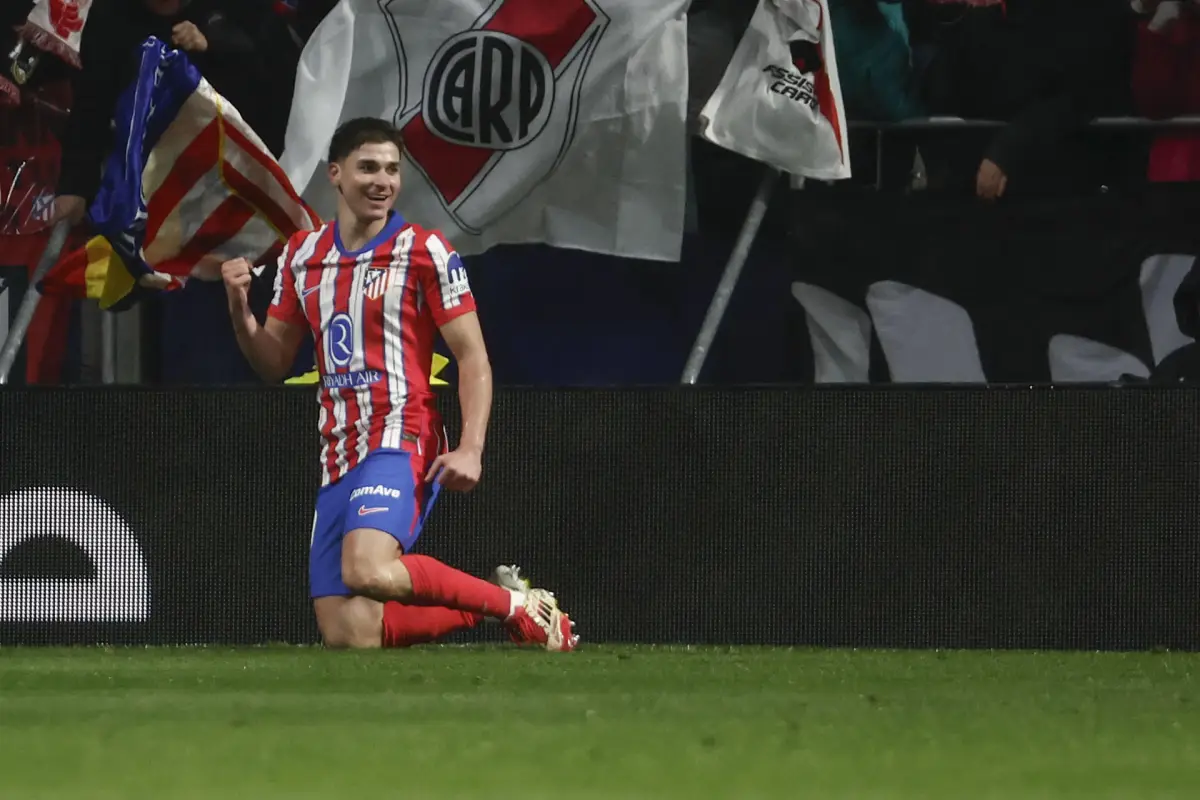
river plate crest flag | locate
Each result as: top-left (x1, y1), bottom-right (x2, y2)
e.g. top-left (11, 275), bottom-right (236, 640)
top-left (280, 0), bottom-right (690, 262)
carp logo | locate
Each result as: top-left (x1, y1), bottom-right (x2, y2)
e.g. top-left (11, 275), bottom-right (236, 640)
top-left (424, 31), bottom-right (554, 150)
top-left (389, 0), bottom-right (610, 234)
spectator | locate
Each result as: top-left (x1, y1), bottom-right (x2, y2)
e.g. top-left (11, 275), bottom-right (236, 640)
top-left (904, 0), bottom-right (1136, 199)
top-left (52, 0), bottom-right (280, 226)
top-left (833, 0), bottom-right (922, 123)
top-left (1131, 0), bottom-right (1200, 182)
top-left (829, 0), bottom-right (925, 191)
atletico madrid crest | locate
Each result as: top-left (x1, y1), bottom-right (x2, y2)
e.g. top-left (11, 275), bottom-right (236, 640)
top-left (363, 268), bottom-right (393, 300)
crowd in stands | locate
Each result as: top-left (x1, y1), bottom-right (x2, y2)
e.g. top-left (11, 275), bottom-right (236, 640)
top-left (1, 0), bottom-right (1195, 233)
top-left (825, 0), bottom-right (1200, 194)
top-left (0, 0), bottom-right (1197, 383)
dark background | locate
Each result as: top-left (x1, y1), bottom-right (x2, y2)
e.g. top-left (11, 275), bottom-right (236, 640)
top-left (2, 385), bottom-right (1199, 650)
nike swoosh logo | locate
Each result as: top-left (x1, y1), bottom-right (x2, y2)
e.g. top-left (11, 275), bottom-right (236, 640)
top-left (357, 506), bottom-right (389, 516)
top-left (302, 286), bottom-right (321, 299)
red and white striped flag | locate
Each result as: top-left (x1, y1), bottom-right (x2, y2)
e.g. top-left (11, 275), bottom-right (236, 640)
top-left (89, 38), bottom-right (322, 289)
top-left (44, 38), bottom-right (322, 307)
top-left (135, 80), bottom-right (323, 284)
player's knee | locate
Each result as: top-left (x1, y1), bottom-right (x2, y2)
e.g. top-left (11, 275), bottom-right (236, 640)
top-left (341, 557), bottom-right (387, 598)
top-left (322, 623), bottom-right (381, 649)
top-left (341, 554), bottom-right (413, 601)
top-left (316, 597), bottom-right (383, 649)
top-left (341, 529), bottom-right (414, 601)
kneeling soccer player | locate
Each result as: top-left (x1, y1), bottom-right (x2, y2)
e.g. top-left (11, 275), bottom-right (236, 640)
top-left (221, 117), bottom-right (577, 652)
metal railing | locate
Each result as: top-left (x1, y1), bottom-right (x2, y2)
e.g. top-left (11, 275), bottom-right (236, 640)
top-left (0, 219), bottom-right (69, 385)
top-left (680, 115), bottom-right (1200, 385)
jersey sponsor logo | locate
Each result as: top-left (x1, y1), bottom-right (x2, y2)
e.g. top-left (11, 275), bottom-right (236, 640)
top-left (349, 484), bottom-right (404, 501)
top-left (444, 252), bottom-right (471, 302)
top-left (427, 236), bottom-right (472, 309)
top-left (327, 313), bottom-right (355, 368)
top-left (357, 506), bottom-right (389, 516)
top-left (762, 63), bottom-right (818, 112)
top-left (321, 369), bottom-right (383, 389)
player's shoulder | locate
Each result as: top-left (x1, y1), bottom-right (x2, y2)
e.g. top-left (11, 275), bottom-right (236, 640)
top-left (402, 221), bottom-right (457, 258)
top-left (284, 223), bottom-right (334, 262)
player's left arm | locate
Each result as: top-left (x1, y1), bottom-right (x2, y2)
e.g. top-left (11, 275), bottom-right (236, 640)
top-left (419, 232), bottom-right (493, 492)
top-left (440, 311), bottom-right (493, 459)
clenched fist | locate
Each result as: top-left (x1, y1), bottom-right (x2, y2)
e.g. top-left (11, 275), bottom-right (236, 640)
top-left (222, 257), bottom-right (253, 315)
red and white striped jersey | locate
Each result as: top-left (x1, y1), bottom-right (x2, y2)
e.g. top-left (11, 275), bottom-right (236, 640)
top-left (267, 212), bottom-right (476, 486)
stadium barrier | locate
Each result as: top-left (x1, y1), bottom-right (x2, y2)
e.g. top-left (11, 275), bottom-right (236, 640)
top-left (1, 385), bottom-right (1198, 650)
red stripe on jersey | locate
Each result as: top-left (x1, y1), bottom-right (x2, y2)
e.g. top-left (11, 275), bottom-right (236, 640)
top-left (304, 228), bottom-right (338, 480)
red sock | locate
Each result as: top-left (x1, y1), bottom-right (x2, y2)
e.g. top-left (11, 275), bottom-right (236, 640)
top-left (381, 602), bottom-right (483, 647)
top-left (399, 554), bottom-right (512, 619)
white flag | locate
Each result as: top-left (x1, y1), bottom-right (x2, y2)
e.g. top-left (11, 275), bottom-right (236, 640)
top-left (19, 0), bottom-right (94, 69)
top-left (698, 0), bottom-right (850, 181)
top-left (281, 0), bottom-right (690, 262)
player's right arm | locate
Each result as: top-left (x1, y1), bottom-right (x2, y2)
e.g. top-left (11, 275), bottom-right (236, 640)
top-left (222, 256), bottom-right (306, 383)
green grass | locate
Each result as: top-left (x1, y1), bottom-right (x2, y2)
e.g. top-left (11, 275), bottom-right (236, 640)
top-left (1, 646), bottom-right (1199, 798)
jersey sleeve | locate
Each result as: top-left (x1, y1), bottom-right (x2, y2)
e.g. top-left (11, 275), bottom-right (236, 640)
top-left (418, 230), bottom-right (477, 326)
top-left (266, 239), bottom-right (306, 327)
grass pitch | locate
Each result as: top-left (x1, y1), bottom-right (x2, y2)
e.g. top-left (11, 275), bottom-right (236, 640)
top-left (1, 646), bottom-right (1198, 798)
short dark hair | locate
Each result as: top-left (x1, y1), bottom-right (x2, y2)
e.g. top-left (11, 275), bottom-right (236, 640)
top-left (327, 118), bottom-right (405, 164)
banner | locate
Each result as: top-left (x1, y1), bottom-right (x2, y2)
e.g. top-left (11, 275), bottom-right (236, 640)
top-left (41, 38), bottom-right (322, 310)
top-left (698, 0), bottom-right (849, 181)
top-left (280, 0), bottom-right (690, 261)
top-left (790, 188), bottom-right (1200, 383)
top-left (2, 386), bottom-right (1200, 649)
top-left (17, 0), bottom-right (93, 69)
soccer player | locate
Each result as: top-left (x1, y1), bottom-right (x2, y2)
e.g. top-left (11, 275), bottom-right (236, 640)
top-left (221, 117), bottom-right (577, 652)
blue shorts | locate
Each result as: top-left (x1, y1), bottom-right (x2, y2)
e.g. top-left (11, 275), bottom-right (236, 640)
top-left (309, 448), bottom-right (441, 598)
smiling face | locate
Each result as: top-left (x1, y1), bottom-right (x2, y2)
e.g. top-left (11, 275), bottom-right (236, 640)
top-left (328, 141), bottom-right (402, 226)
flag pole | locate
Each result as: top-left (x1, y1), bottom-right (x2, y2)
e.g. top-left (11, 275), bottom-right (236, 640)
top-left (0, 220), bottom-right (71, 385)
top-left (680, 165), bottom-right (779, 385)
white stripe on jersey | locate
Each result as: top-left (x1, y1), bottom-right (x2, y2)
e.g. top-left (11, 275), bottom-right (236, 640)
top-left (347, 247), bottom-right (374, 468)
top-left (288, 231), bottom-right (321, 304)
top-left (317, 242), bottom-right (343, 485)
top-left (382, 227), bottom-right (416, 451)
